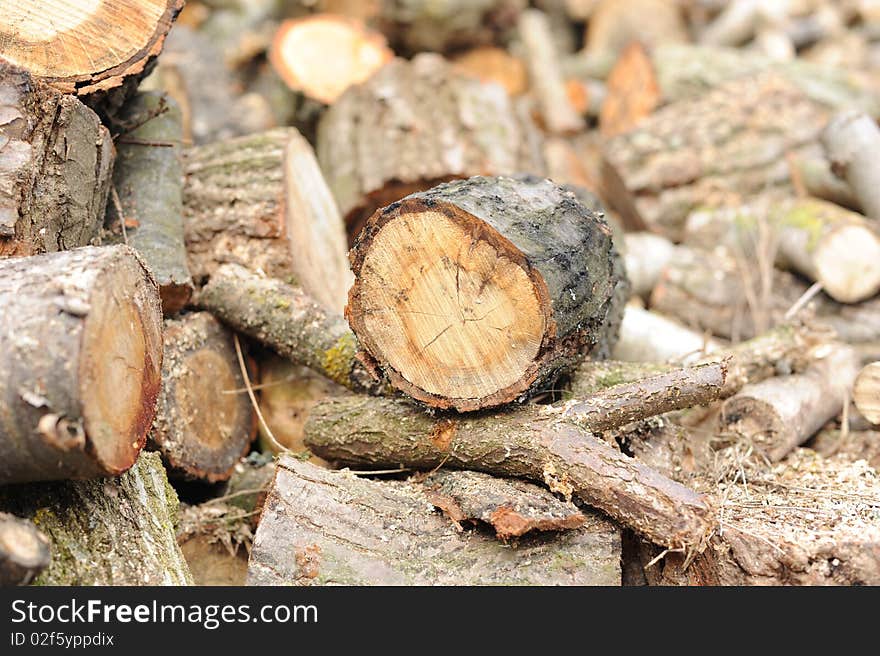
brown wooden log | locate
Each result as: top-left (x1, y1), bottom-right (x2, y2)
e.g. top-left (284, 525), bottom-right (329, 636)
top-left (0, 512), bottom-right (50, 586)
top-left (0, 0), bottom-right (184, 121)
top-left (303, 393), bottom-right (715, 549)
top-left (821, 110), bottom-right (880, 221)
top-left (0, 451), bottom-right (192, 585)
top-left (149, 312), bottom-right (255, 482)
top-left (347, 176), bottom-right (626, 411)
top-left (317, 54), bottom-right (546, 240)
top-left (0, 245), bottom-right (163, 485)
top-left (853, 362), bottom-right (880, 425)
top-left (248, 455), bottom-right (622, 585)
top-left (105, 91), bottom-right (194, 315)
top-left (0, 61), bottom-right (114, 257)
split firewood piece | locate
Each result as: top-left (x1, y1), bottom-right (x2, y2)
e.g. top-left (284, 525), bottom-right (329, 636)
top-left (719, 344), bottom-right (859, 462)
top-left (270, 14), bottom-right (392, 106)
top-left (304, 394), bottom-right (714, 549)
top-left (602, 73), bottom-right (831, 240)
top-left (684, 198), bottom-right (880, 304)
top-left (106, 92), bottom-right (193, 315)
top-left (622, 232), bottom-right (677, 299)
top-left (0, 512), bottom-right (50, 586)
top-left (248, 456), bottom-right (622, 585)
top-left (184, 128), bottom-right (352, 311)
top-left (599, 42), bottom-right (661, 139)
top-left (0, 0), bottom-right (183, 119)
top-left (821, 110), bottom-right (880, 221)
top-left (150, 313), bottom-right (255, 483)
top-left (0, 452), bottom-right (191, 585)
top-left (853, 362), bottom-right (880, 425)
top-left (451, 46), bottom-right (528, 96)
top-left (346, 176), bottom-right (625, 411)
top-left (0, 61), bottom-right (114, 257)
top-left (317, 54), bottom-right (546, 240)
top-left (196, 263), bottom-right (382, 395)
top-left (0, 246), bottom-right (163, 485)
top-left (584, 0), bottom-right (688, 57)
top-left (787, 148), bottom-right (860, 211)
top-left (613, 305), bottom-right (721, 364)
top-left (421, 470), bottom-right (587, 539)
top-left (518, 9), bottom-right (583, 134)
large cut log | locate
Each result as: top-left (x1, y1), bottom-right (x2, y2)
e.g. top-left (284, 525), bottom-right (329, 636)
top-left (304, 393), bottom-right (716, 549)
top-left (0, 246), bottom-right (163, 485)
top-left (248, 456), bottom-right (621, 585)
top-left (0, 512), bottom-right (50, 586)
top-left (0, 61), bottom-right (114, 257)
top-left (106, 91), bottom-right (193, 315)
top-left (346, 176), bottom-right (626, 411)
top-left (821, 110), bottom-right (880, 221)
top-left (150, 313), bottom-right (255, 482)
top-left (601, 72), bottom-right (831, 240)
top-left (317, 54), bottom-right (546, 240)
top-left (183, 128), bottom-right (352, 311)
top-left (0, 452), bottom-right (192, 585)
top-left (0, 0), bottom-right (184, 121)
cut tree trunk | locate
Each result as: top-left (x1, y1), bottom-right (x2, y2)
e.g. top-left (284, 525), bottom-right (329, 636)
top-left (0, 512), bottom-right (50, 586)
top-left (317, 54), bottom-right (546, 240)
top-left (0, 61), bottom-right (114, 257)
top-left (720, 344), bottom-right (859, 462)
top-left (0, 245), bottom-right (163, 485)
top-left (183, 128), bottom-right (352, 311)
top-left (248, 456), bottom-right (621, 585)
top-left (0, 0), bottom-right (184, 122)
top-left (821, 110), bottom-right (880, 220)
top-left (346, 176), bottom-right (626, 411)
top-left (304, 393), bottom-right (715, 549)
top-left (105, 91), bottom-right (193, 315)
top-left (853, 362), bottom-right (880, 425)
top-left (601, 72), bottom-right (832, 240)
top-left (0, 451), bottom-right (192, 585)
top-left (150, 312), bottom-right (255, 482)
top-left (612, 305), bottom-right (721, 363)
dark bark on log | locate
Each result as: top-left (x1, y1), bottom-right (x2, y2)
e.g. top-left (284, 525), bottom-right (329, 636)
top-left (0, 246), bottom-right (163, 484)
top-left (0, 452), bottom-right (192, 585)
top-left (0, 512), bottom-right (50, 586)
top-left (106, 91), bottom-right (193, 314)
top-left (0, 62), bottom-right (113, 257)
top-left (348, 176), bottom-right (627, 411)
top-left (247, 456), bottom-right (621, 585)
top-left (821, 110), bottom-right (880, 220)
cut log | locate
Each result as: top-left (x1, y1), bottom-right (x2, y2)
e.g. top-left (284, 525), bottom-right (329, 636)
top-left (0, 61), bottom-right (113, 257)
top-left (346, 176), bottom-right (626, 411)
top-left (0, 0), bottom-right (184, 120)
top-left (0, 512), bottom-right (50, 586)
top-left (684, 198), bottom-right (880, 304)
top-left (248, 456), bottom-right (622, 585)
top-left (304, 394), bottom-right (714, 549)
top-left (270, 14), bottom-right (392, 105)
top-left (183, 128), bottom-right (352, 312)
top-left (622, 232), bottom-right (676, 299)
top-left (787, 148), bottom-right (860, 211)
top-left (612, 305), bottom-right (721, 363)
top-left (317, 54), bottom-right (546, 240)
top-left (821, 110), bottom-right (880, 220)
top-left (451, 46), bottom-right (528, 96)
top-left (150, 312), bottom-right (255, 482)
top-left (0, 245), bottom-right (163, 485)
top-left (599, 42), bottom-right (661, 139)
top-left (854, 362), bottom-right (880, 425)
top-left (196, 263), bottom-right (383, 394)
top-left (601, 72), bottom-right (831, 240)
top-left (105, 91), bottom-right (193, 315)
top-left (0, 451), bottom-right (191, 585)
top-left (584, 0), bottom-right (688, 57)
top-left (720, 344), bottom-right (859, 462)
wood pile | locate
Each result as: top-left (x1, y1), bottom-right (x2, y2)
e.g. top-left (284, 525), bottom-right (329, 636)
top-left (2, 0), bottom-right (880, 587)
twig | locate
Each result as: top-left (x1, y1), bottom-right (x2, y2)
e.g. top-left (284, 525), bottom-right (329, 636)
top-left (109, 185), bottom-right (128, 245)
top-left (233, 333), bottom-right (286, 454)
top-left (784, 281), bottom-right (824, 320)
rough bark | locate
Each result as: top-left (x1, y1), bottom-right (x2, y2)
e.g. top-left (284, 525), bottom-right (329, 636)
top-left (248, 456), bottom-right (621, 585)
top-left (0, 452), bottom-right (192, 585)
top-left (853, 362), bottom-right (880, 425)
top-left (347, 176), bottom-right (626, 411)
top-left (0, 246), bottom-right (163, 484)
top-left (304, 394), bottom-right (714, 549)
top-left (105, 91), bottom-right (193, 314)
top-left (195, 263), bottom-right (382, 394)
top-left (622, 232), bottom-right (676, 299)
top-left (0, 61), bottom-right (113, 257)
top-left (601, 72), bottom-right (831, 240)
top-left (150, 313), bottom-right (255, 482)
top-left (612, 305), bottom-right (722, 363)
top-left (317, 54), bottom-right (546, 240)
top-left (0, 512), bottom-right (50, 586)
top-left (821, 110), bottom-right (880, 220)
top-left (0, 0), bottom-right (184, 122)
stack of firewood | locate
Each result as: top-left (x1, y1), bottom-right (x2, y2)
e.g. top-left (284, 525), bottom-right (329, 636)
top-left (1, 0), bottom-right (880, 587)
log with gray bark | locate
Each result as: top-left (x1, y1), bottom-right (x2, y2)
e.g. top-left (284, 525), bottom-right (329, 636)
top-left (0, 246), bottom-right (163, 485)
top-left (0, 513), bottom-right (50, 586)
top-left (821, 110), bottom-right (880, 220)
top-left (346, 176), bottom-right (627, 411)
top-left (248, 455), bottom-right (621, 585)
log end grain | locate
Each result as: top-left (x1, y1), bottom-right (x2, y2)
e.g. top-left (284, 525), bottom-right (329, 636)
top-left (854, 362), bottom-right (880, 425)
